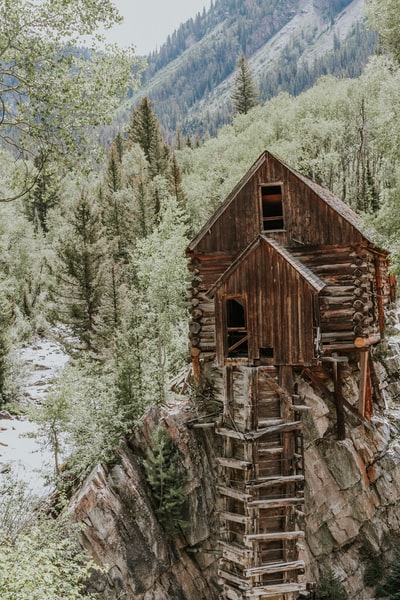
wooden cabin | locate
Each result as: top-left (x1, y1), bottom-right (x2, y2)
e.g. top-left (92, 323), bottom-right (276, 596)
top-left (187, 151), bottom-right (394, 600)
top-left (187, 150), bottom-right (394, 384)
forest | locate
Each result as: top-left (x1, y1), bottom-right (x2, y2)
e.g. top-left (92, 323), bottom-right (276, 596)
top-left (1, 0), bottom-right (400, 597)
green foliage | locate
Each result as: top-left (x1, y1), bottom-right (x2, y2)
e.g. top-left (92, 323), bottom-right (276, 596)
top-left (316, 567), bottom-right (348, 600)
top-left (0, 0), bottom-right (138, 200)
top-left (0, 512), bottom-right (98, 600)
top-left (366, 0), bottom-right (400, 63)
top-left (30, 360), bottom-right (125, 483)
top-left (143, 425), bottom-right (189, 535)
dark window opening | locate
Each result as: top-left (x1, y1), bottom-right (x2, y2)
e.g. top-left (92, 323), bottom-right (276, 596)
top-left (226, 298), bottom-right (248, 358)
top-left (262, 185), bottom-right (284, 231)
top-left (260, 347), bottom-right (274, 359)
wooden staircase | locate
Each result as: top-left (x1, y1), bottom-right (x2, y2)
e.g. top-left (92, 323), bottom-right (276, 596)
top-left (216, 366), bottom-right (307, 600)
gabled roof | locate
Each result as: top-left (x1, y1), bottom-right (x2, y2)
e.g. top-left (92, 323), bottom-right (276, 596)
top-left (207, 235), bottom-right (326, 298)
top-left (188, 150), bottom-right (372, 253)
top-left (187, 152), bottom-right (268, 252)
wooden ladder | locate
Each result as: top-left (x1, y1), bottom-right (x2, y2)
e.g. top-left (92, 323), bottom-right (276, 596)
top-left (216, 366), bottom-right (307, 600)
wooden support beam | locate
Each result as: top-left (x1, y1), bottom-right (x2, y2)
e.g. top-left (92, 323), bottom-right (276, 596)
top-left (245, 475), bottom-right (304, 489)
top-left (247, 497), bottom-right (304, 509)
top-left (257, 418), bottom-right (283, 428)
top-left (333, 359), bottom-right (346, 440)
top-left (244, 531), bottom-right (305, 542)
top-left (244, 559), bottom-right (305, 577)
top-left (244, 583), bottom-right (308, 597)
top-left (218, 570), bottom-right (249, 590)
top-left (220, 511), bottom-right (249, 525)
top-left (217, 485), bottom-right (252, 501)
top-left (358, 348), bottom-right (369, 418)
top-left (249, 421), bottom-right (303, 440)
top-left (190, 422), bottom-right (216, 429)
top-left (288, 404), bottom-right (311, 412)
top-left (217, 457), bottom-right (252, 469)
top-left (219, 540), bottom-right (252, 562)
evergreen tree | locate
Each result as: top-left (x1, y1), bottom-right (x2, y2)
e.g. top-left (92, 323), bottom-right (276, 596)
top-left (169, 152), bottom-right (187, 207)
top-left (143, 425), bottom-right (188, 535)
top-left (0, 289), bottom-right (12, 407)
top-left (316, 568), bottom-right (348, 600)
top-left (24, 151), bottom-right (60, 233)
top-left (379, 548), bottom-right (400, 599)
top-left (49, 190), bottom-right (110, 353)
top-left (231, 53), bottom-right (259, 115)
top-left (128, 97), bottom-right (170, 179)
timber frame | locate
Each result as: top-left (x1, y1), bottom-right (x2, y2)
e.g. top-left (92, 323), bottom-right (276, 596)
top-left (187, 151), bottom-right (394, 599)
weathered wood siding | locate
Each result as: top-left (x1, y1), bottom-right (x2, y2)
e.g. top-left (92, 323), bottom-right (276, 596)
top-left (214, 242), bottom-right (317, 366)
top-left (190, 153), bottom-right (365, 259)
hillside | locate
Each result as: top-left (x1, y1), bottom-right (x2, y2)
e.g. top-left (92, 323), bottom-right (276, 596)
top-left (129, 0), bottom-right (376, 138)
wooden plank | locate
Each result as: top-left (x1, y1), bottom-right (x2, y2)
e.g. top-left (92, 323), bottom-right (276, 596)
top-left (247, 497), bottom-right (303, 508)
top-left (218, 485), bottom-right (253, 501)
top-left (248, 421), bottom-right (303, 440)
top-left (245, 475), bottom-right (304, 489)
top-left (217, 457), bottom-right (252, 469)
top-left (219, 540), bottom-right (252, 559)
top-left (216, 427), bottom-right (247, 440)
top-left (218, 570), bottom-right (249, 589)
top-left (220, 511), bottom-right (249, 525)
top-left (244, 559), bottom-right (305, 576)
top-left (245, 583), bottom-right (308, 597)
top-left (358, 349), bottom-right (369, 417)
top-left (244, 531), bottom-right (305, 542)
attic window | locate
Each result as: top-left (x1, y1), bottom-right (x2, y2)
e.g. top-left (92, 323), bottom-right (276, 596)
top-left (225, 297), bottom-right (248, 358)
top-left (261, 185), bottom-right (284, 231)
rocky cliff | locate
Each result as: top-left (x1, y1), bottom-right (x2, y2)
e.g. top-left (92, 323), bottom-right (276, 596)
top-left (71, 330), bottom-right (400, 599)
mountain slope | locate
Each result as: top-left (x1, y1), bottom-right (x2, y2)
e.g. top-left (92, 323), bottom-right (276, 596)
top-left (130, 0), bottom-right (375, 138)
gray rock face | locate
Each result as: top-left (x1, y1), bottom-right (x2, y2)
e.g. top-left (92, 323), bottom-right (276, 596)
top-left (70, 402), bottom-right (220, 599)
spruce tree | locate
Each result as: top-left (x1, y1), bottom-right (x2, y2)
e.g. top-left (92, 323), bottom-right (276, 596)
top-left (128, 97), bottom-right (170, 179)
top-left (380, 548), bottom-right (400, 599)
top-left (49, 190), bottom-right (110, 353)
top-left (24, 151), bottom-right (60, 233)
top-left (231, 53), bottom-right (259, 115)
top-left (143, 426), bottom-right (188, 535)
top-left (316, 568), bottom-right (348, 600)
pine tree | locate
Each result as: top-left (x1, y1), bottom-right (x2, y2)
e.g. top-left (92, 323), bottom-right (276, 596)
top-left (24, 151), bottom-right (60, 233)
top-left (316, 568), bottom-right (348, 600)
top-left (128, 97), bottom-right (170, 179)
top-left (0, 289), bottom-right (12, 407)
top-left (168, 152), bottom-right (186, 207)
top-left (231, 53), bottom-right (259, 115)
top-left (380, 548), bottom-right (400, 599)
top-left (143, 426), bottom-right (188, 535)
top-left (49, 190), bottom-right (110, 353)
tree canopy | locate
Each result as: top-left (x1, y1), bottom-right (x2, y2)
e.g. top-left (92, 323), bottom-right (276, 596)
top-left (0, 0), bottom-right (138, 200)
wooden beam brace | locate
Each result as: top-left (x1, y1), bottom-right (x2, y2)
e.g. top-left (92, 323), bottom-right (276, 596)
top-left (244, 583), bottom-right (308, 597)
top-left (244, 531), bottom-right (305, 542)
top-left (247, 497), bottom-right (304, 509)
top-left (244, 559), bottom-right (305, 576)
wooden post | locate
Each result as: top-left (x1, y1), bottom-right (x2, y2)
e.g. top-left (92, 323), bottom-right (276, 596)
top-left (358, 349), bottom-right (369, 419)
top-left (333, 360), bottom-right (346, 440)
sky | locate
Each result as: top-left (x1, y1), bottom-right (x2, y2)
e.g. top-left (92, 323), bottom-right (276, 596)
top-left (105, 0), bottom-right (212, 55)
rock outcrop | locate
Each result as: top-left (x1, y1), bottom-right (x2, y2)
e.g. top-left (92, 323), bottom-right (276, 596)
top-left (70, 401), bottom-right (221, 600)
